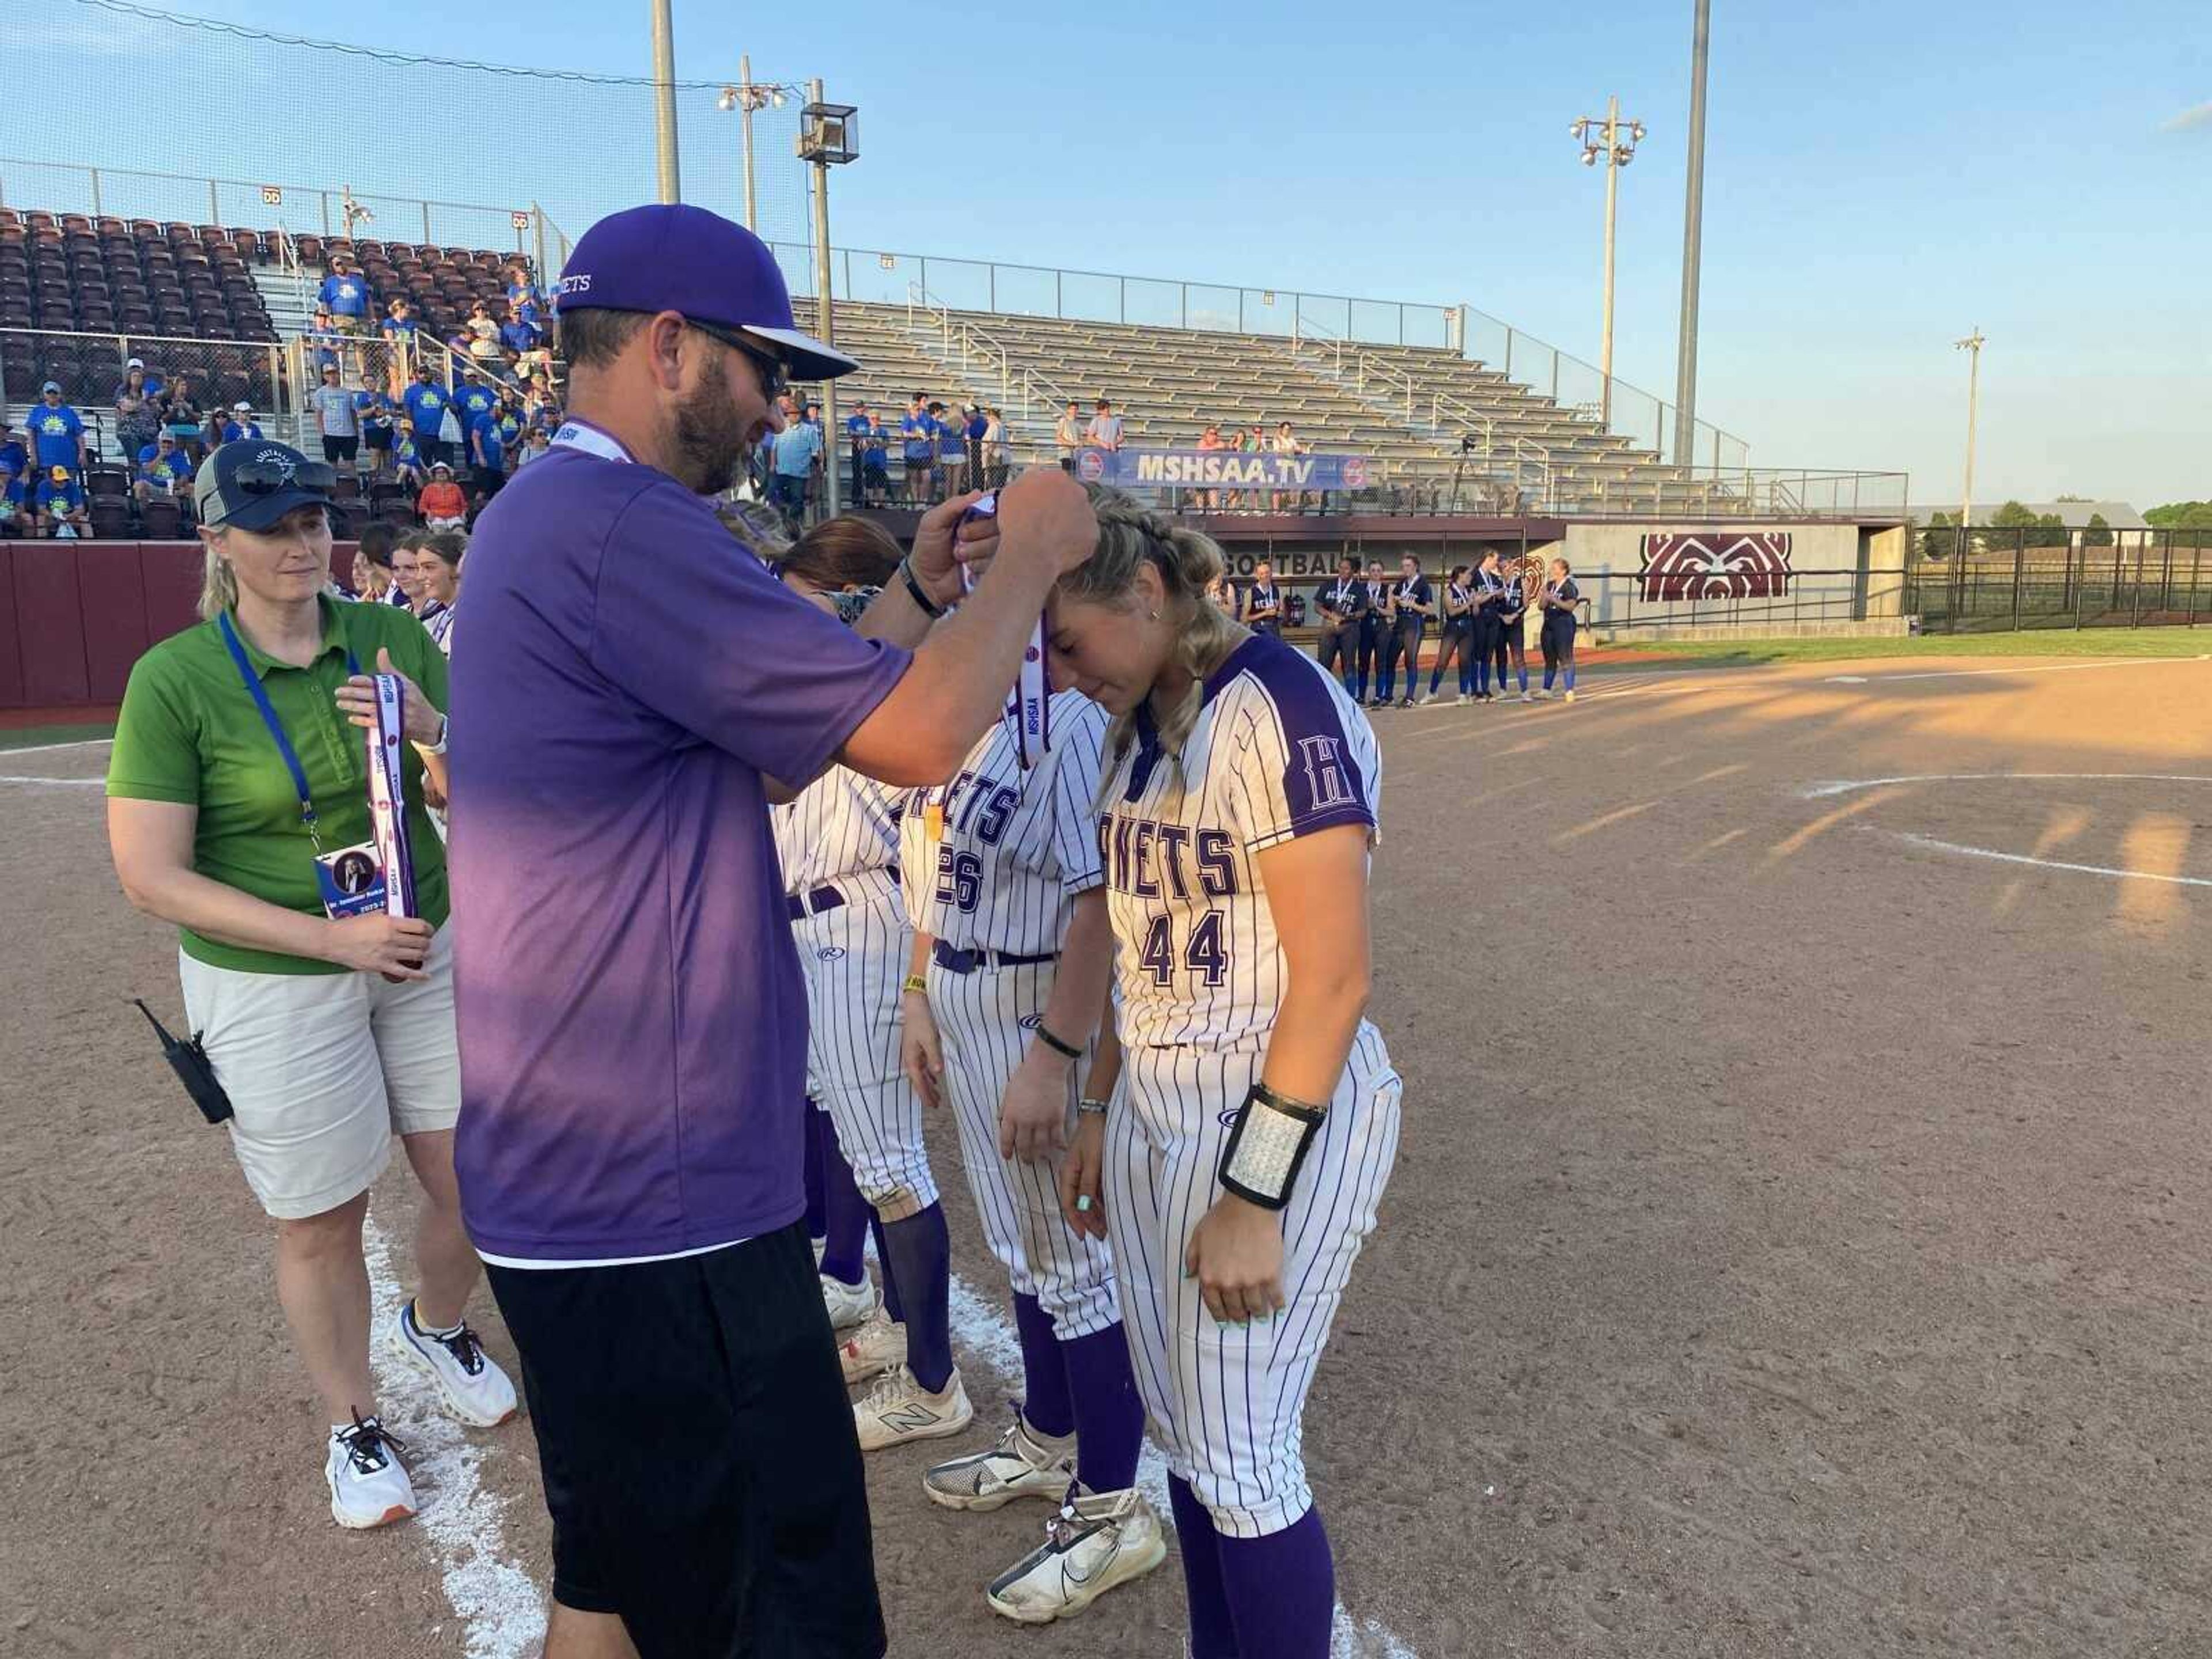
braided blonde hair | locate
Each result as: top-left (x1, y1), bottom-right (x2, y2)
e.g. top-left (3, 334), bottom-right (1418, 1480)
top-left (1056, 487), bottom-right (1246, 805)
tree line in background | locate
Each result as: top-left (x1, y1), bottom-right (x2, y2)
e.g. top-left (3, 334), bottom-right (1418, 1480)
top-left (2144, 501), bottom-right (2212, 529)
top-left (1919, 500), bottom-right (2113, 560)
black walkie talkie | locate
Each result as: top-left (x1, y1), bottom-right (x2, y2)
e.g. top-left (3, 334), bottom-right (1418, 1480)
top-left (133, 999), bottom-right (234, 1126)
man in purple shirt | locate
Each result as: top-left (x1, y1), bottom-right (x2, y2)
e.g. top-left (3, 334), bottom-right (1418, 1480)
top-left (446, 203), bottom-right (1096, 1659)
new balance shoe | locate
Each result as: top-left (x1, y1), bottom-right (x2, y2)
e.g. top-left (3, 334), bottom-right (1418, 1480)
top-left (325, 1412), bottom-right (415, 1529)
top-left (923, 1411), bottom-right (1078, 1512)
top-left (821, 1272), bottom-right (879, 1332)
top-left (854, 1365), bottom-right (973, 1451)
top-left (984, 1485), bottom-right (1168, 1624)
top-left (390, 1300), bottom-right (518, 1428)
top-left (839, 1309), bottom-right (906, 1386)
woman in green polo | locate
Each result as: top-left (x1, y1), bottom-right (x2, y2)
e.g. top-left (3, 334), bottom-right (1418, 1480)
top-left (105, 441), bottom-right (517, 1532)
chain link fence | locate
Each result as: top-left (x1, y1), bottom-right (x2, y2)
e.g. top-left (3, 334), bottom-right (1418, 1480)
top-left (1907, 527), bottom-right (2212, 632)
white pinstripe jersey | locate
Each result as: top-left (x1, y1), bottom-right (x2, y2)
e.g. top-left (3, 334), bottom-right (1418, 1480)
top-left (1098, 633), bottom-right (1380, 1050)
top-left (772, 764), bottom-right (904, 894)
top-left (899, 692), bottom-right (1108, 956)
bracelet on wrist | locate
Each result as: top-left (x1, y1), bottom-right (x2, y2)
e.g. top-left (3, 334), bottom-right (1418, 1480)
top-left (902, 973), bottom-right (929, 995)
top-left (899, 555), bottom-right (946, 620)
top-left (1032, 1022), bottom-right (1082, 1062)
top-left (1077, 1096), bottom-right (1111, 1117)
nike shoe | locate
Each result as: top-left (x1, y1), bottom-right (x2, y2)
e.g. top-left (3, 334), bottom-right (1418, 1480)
top-left (325, 1412), bottom-right (415, 1529)
top-left (854, 1365), bottom-right (973, 1452)
top-left (839, 1310), bottom-right (906, 1386)
top-left (923, 1411), bottom-right (1077, 1512)
top-left (984, 1485), bottom-right (1168, 1624)
top-left (390, 1301), bottom-right (518, 1428)
top-left (821, 1272), bottom-right (879, 1332)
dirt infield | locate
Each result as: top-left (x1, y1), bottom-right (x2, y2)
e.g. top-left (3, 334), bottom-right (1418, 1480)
top-left (4, 652), bottom-right (2209, 1658)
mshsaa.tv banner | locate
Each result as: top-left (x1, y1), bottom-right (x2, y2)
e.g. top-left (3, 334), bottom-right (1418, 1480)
top-left (1075, 448), bottom-right (1374, 492)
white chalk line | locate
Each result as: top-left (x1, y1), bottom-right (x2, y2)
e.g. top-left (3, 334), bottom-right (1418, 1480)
top-left (946, 1270), bottom-right (1416, 1658)
top-left (1801, 772), bottom-right (2212, 800)
top-left (0, 736), bottom-right (112, 756)
top-left (361, 1212), bottom-right (546, 1659)
top-left (1886, 830), bottom-right (2212, 890)
top-left (1827, 654), bottom-right (2209, 683)
top-left (0, 774), bottom-right (102, 786)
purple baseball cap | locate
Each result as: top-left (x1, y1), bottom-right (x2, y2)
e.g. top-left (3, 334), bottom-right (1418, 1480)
top-left (555, 203), bottom-right (858, 382)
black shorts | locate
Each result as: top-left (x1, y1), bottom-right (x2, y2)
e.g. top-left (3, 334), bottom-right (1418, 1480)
top-left (364, 427), bottom-right (393, 451)
top-left (487, 1221), bottom-right (885, 1659)
top-left (323, 435), bottom-right (359, 463)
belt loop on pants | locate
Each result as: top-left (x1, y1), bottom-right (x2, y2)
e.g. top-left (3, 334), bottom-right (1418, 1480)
top-left (930, 939), bottom-right (1060, 975)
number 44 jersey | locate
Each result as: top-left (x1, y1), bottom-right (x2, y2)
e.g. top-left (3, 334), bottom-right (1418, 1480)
top-left (900, 691), bottom-right (1109, 956)
top-left (1097, 632), bottom-right (1381, 1051)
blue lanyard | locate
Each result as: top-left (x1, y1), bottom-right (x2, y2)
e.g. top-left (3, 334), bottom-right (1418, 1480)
top-left (217, 611), bottom-right (358, 849)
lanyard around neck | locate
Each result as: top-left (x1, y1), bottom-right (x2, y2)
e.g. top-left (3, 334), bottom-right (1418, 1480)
top-left (218, 611), bottom-right (359, 849)
top-left (551, 419), bottom-right (633, 464)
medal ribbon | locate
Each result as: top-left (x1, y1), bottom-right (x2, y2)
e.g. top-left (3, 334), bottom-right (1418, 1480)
top-left (366, 674), bottom-right (417, 918)
top-left (959, 493), bottom-right (1052, 769)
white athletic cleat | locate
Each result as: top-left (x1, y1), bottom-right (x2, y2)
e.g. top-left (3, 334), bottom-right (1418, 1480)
top-left (984, 1485), bottom-right (1168, 1624)
top-left (390, 1300), bottom-right (518, 1427)
top-left (1518, 690), bottom-right (1534, 703)
top-left (1455, 693), bottom-right (1471, 706)
top-left (839, 1310), bottom-right (907, 1386)
top-left (1563, 688), bottom-right (1578, 703)
top-left (854, 1365), bottom-right (974, 1451)
top-left (1531, 687), bottom-right (1551, 700)
top-left (821, 1272), bottom-right (879, 1332)
top-left (923, 1411), bottom-right (1078, 1512)
top-left (325, 1412), bottom-right (416, 1529)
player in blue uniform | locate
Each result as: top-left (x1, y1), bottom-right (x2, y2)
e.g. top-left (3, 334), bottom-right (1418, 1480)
top-left (1494, 552), bottom-right (1533, 702)
top-left (1240, 559), bottom-right (1282, 637)
top-left (1047, 489), bottom-right (1401, 1659)
top-left (1539, 556), bottom-right (1581, 702)
top-left (1354, 559), bottom-right (1388, 705)
top-left (1377, 554), bottom-right (1432, 709)
top-left (1312, 556), bottom-right (1365, 695)
top-left (1423, 563), bottom-right (1474, 704)
top-left (1468, 548), bottom-right (1509, 702)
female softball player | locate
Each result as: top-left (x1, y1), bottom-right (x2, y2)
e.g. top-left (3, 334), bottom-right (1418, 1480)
top-left (1468, 548), bottom-right (1508, 702)
top-left (1494, 552), bottom-right (1534, 702)
top-left (1377, 554), bottom-right (1432, 709)
top-left (1539, 556), bottom-right (1581, 702)
top-left (1354, 558), bottom-right (1388, 705)
top-left (1048, 490), bottom-right (1403, 1659)
top-left (1423, 563), bottom-right (1474, 704)
top-left (771, 514), bottom-right (960, 1395)
top-left (893, 681), bottom-right (1160, 1623)
top-left (1313, 555), bottom-right (1364, 696)
top-left (1241, 558), bottom-right (1283, 637)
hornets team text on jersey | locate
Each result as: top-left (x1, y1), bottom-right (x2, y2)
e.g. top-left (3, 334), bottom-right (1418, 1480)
top-left (1099, 632), bottom-right (1381, 1050)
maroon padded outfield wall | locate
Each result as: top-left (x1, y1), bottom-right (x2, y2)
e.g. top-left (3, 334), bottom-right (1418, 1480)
top-left (0, 541), bottom-right (358, 711)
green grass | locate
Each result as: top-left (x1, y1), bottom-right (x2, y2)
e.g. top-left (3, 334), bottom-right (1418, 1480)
top-left (1607, 630), bottom-right (2211, 668)
top-left (0, 722), bottom-right (115, 751)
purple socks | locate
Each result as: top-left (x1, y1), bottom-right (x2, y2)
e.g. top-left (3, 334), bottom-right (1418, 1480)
top-left (1011, 1292), bottom-right (1075, 1439)
top-left (815, 1113), bottom-right (870, 1288)
top-left (877, 1203), bottom-right (954, 1393)
top-left (1218, 1508), bottom-right (1335, 1657)
top-left (1168, 1475), bottom-right (1238, 1658)
top-left (1061, 1324), bottom-right (1145, 1493)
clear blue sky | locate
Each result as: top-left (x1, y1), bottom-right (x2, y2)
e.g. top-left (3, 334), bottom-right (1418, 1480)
top-left (16, 0), bottom-right (2210, 507)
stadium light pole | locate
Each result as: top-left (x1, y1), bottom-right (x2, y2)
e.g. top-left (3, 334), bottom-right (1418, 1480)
top-left (800, 82), bottom-right (859, 513)
top-left (649, 0), bottom-right (681, 202)
top-left (1570, 96), bottom-right (1646, 432)
top-left (716, 57), bottom-right (798, 232)
top-left (1955, 327), bottom-right (1984, 552)
top-left (1671, 0), bottom-right (1710, 469)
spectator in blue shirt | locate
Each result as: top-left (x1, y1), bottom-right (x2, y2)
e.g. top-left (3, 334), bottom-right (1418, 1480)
top-left (504, 262), bottom-right (544, 324)
top-left (357, 389), bottom-right (395, 474)
top-left (402, 368), bottom-right (454, 468)
top-left (455, 373), bottom-right (499, 429)
top-left (33, 465), bottom-right (89, 537)
top-left (392, 430), bottom-right (426, 490)
top-left (0, 465), bottom-right (24, 536)
top-left (469, 408), bottom-right (506, 491)
top-left (305, 311), bottom-right (344, 376)
top-left (28, 384), bottom-right (86, 476)
top-left (381, 298), bottom-right (418, 351)
top-left (845, 402), bottom-right (876, 501)
top-left (899, 393), bottom-right (934, 506)
top-left (934, 403), bottom-right (967, 499)
top-left (317, 253), bottom-right (374, 333)
top-left (133, 433), bottom-right (195, 510)
top-left (0, 420), bottom-right (29, 484)
top-left (222, 402), bottom-right (266, 444)
top-left (498, 304), bottom-right (542, 360)
top-left (768, 418), bottom-right (822, 518)
top-left (859, 432), bottom-right (890, 507)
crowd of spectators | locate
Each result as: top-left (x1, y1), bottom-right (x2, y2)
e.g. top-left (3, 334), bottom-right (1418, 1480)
top-left (751, 391), bottom-right (1019, 521)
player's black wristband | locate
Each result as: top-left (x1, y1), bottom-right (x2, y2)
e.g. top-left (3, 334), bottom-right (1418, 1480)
top-left (1216, 1081), bottom-right (1327, 1211)
top-left (899, 555), bottom-right (946, 620)
top-left (1032, 1021), bottom-right (1082, 1062)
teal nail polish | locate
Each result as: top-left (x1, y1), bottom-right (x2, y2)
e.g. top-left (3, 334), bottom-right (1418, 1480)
top-left (1075, 1195), bottom-right (1093, 1214)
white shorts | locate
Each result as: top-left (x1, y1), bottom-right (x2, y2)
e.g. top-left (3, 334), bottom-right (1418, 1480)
top-left (1106, 1023), bottom-right (1401, 1536)
top-left (179, 927), bottom-right (461, 1220)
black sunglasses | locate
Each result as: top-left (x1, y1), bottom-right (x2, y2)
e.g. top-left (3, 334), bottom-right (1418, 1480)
top-left (232, 459), bottom-right (339, 497)
top-left (683, 317), bottom-right (789, 402)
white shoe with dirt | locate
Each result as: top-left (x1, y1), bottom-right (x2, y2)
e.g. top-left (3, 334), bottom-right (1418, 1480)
top-left (325, 1413), bottom-right (416, 1529)
top-left (854, 1365), bottom-right (974, 1451)
top-left (984, 1486), bottom-right (1168, 1624)
top-left (390, 1300), bottom-right (519, 1427)
top-left (839, 1310), bottom-right (906, 1385)
top-left (820, 1272), bottom-right (879, 1332)
top-left (923, 1411), bottom-right (1078, 1511)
